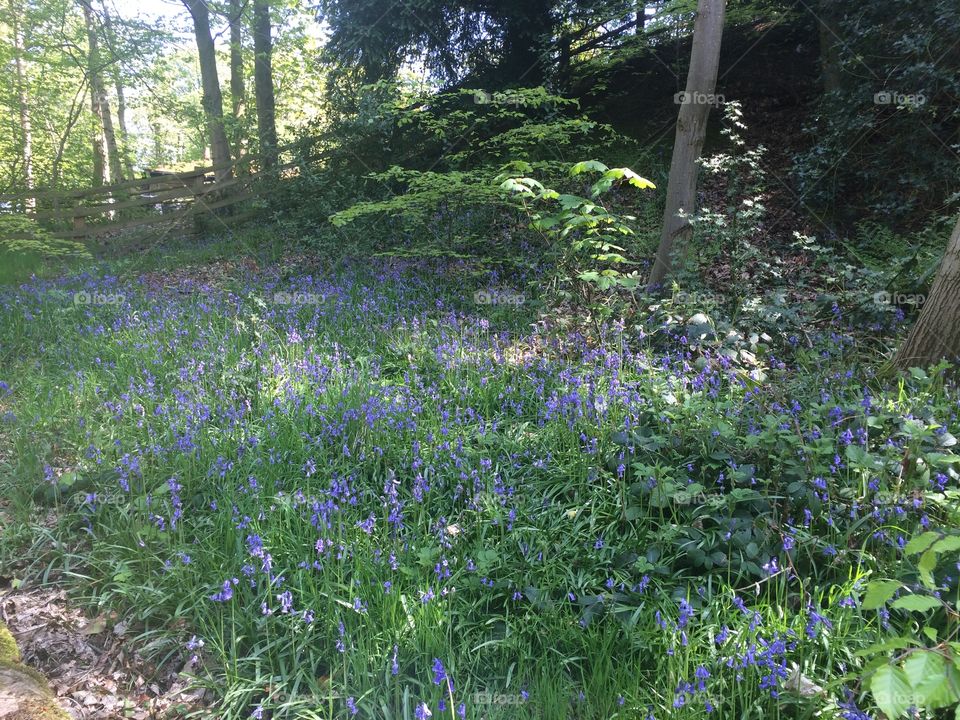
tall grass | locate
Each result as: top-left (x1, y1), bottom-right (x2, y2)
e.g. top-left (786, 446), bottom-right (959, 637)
top-left (0, 252), bottom-right (956, 719)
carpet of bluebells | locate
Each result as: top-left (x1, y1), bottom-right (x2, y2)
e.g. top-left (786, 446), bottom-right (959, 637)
top-left (1, 256), bottom-right (959, 719)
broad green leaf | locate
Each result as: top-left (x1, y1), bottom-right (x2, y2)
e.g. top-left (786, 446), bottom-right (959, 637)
top-left (570, 160), bottom-right (608, 175)
top-left (870, 664), bottom-right (913, 719)
top-left (904, 531), bottom-right (940, 555)
top-left (932, 536), bottom-right (960, 553)
top-left (905, 651), bottom-right (960, 710)
top-left (862, 580), bottom-right (901, 610)
top-left (919, 549), bottom-right (938, 588)
top-left (891, 595), bottom-right (942, 612)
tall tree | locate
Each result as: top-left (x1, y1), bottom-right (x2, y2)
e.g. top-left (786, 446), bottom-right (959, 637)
top-left (182, 0), bottom-right (233, 179)
top-left (9, 0), bottom-right (34, 208)
top-left (893, 216), bottom-right (960, 370)
top-left (228, 0), bottom-right (246, 158)
top-left (81, 0), bottom-right (122, 185)
top-left (817, 0), bottom-right (842, 93)
top-left (100, 1), bottom-right (133, 179)
top-left (253, 0), bottom-right (277, 167)
top-left (647, 0), bottom-right (725, 289)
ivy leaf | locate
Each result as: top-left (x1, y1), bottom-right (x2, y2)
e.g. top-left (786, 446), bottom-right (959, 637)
top-left (870, 664), bottom-right (913, 719)
top-left (890, 595), bottom-right (941, 612)
top-left (862, 580), bottom-right (901, 610)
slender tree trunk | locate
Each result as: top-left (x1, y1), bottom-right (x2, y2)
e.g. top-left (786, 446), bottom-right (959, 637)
top-left (88, 93), bottom-right (107, 187)
top-left (101, 1), bottom-right (134, 179)
top-left (183, 0), bottom-right (233, 180)
top-left (647, 0), bottom-right (725, 289)
top-left (818, 0), bottom-right (843, 93)
top-left (253, 0), bottom-right (278, 168)
top-left (229, 0), bottom-right (246, 161)
top-left (10, 0), bottom-right (34, 210)
top-left (50, 81), bottom-right (88, 189)
top-left (893, 216), bottom-right (960, 370)
top-left (82, 0), bottom-right (122, 185)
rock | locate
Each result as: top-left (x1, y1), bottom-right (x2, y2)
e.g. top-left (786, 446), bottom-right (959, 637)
top-left (0, 622), bottom-right (70, 720)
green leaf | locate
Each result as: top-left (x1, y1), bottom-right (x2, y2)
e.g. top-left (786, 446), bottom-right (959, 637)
top-left (855, 637), bottom-right (917, 657)
top-left (905, 651), bottom-right (960, 710)
top-left (890, 595), bottom-right (941, 612)
top-left (862, 580), bottom-right (901, 610)
top-left (905, 531), bottom-right (940, 555)
top-left (919, 549), bottom-right (938, 588)
top-left (570, 160), bottom-right (608, 175)
top-left (870, 664), bottom-right (913, 719)
top-left (932, 536), bottom-right (960, 553)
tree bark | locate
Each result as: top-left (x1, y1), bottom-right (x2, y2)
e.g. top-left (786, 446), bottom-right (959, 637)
top-left (183, 0), bottom-right (233, 180)
top-left (647, 0), bottom-right (725, 290)
top-left (229, 0), bottom-right (246, 160)
top-left (893, 216), bottom-right (960, 370)
top-left (101, 1), bottom-right (134, 179)
top-left (818, 0), bottom-right (843, 93)
top-left (499, 0), bottom-right (553, 86)
top-left (10, 0), bottom-right (35, 209)
top-left (253, 0), bottom-right (278, 168)
top-left (82, 0), bottom-right (122, 185)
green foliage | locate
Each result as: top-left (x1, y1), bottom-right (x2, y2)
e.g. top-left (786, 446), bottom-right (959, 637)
top-left (0, 215), bottom-right (90, 282)
top-left (499, 160), bottom-right (655, 315)
top-left (323, 85), bottom-right (620, 259)
top-left (794, 0), bottom-right (960, 227)
top-left (860, 529), bottom-right (960, 717)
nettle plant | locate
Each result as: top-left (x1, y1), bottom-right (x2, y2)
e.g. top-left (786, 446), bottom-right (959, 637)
top-left (498, 160), bottom-right (655, 312)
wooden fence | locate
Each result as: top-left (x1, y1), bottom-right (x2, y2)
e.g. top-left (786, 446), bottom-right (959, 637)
top-left (0, 144), bottom-right (308, 241)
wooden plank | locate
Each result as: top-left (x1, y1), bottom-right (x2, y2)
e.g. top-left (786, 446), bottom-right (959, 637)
top-left (33, 187), bottom-right (197, 220)
top-left (49, 189), bottom-right (258, 238)
top-left (0, 142), bottom-right (308, 202)
top-left (51, 205), bottom-right (196, 238)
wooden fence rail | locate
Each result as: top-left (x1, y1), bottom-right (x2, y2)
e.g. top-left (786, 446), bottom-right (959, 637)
top-left (1, 142), bottom-right (312, 241)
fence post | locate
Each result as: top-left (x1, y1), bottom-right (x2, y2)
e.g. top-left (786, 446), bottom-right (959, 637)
top-left (72, 198), bottom-right (85, 236)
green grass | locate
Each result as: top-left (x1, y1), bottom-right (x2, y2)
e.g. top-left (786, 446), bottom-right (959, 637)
top-left (0, 240), bottom-right (958, 720)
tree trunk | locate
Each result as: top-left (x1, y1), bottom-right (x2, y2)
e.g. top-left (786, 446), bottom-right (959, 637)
top-left (82, 1), bottom-right (122, 185)
top-left (818, 0), bottom-right (843, 93)
top-left (893, 216), bottom-right (960, 370)
top-left (253, 0), bottom-right (278, 168)
top-left (183, 0), bottom-right (233, 180)
top-left (636, 1), bottom-right (647, 34)
top-left (647, 0), bottom-right (725, 290)
top-left (229, 0), bottom-right (246, 160)
top-left (101, 1), bottom-right (134, 179)
top-left (500, 0), bottom-right (553, 86)
top-left (10, 0), bottom-right (34, 209)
